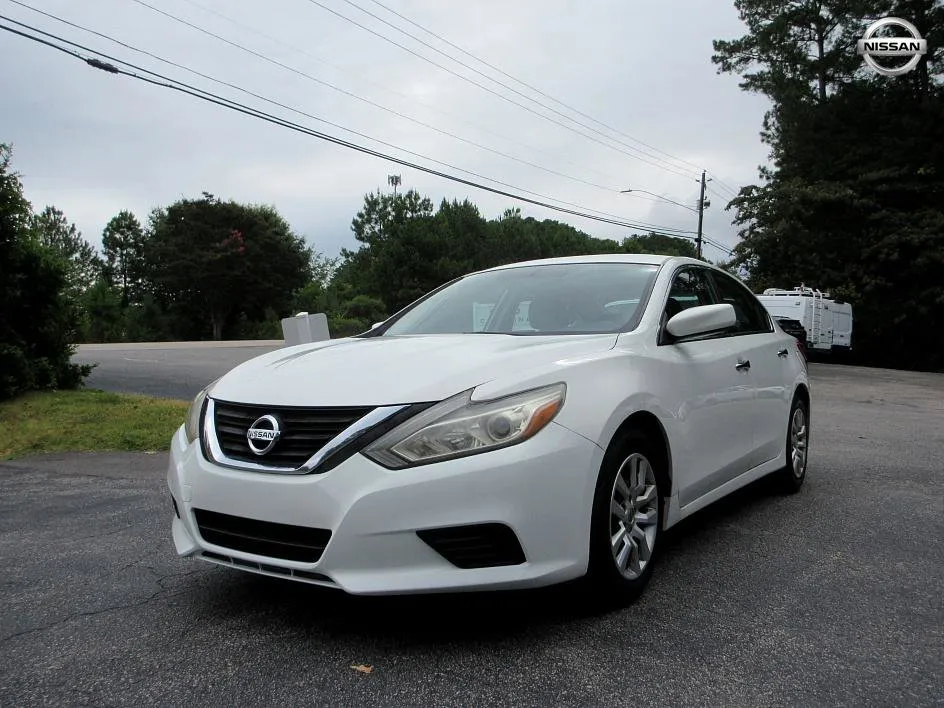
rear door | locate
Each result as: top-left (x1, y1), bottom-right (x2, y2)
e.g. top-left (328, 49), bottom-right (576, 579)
top-left (832, 305), bottom-right (853, 350)
top-left (707, 270), bottom-right (791, 467)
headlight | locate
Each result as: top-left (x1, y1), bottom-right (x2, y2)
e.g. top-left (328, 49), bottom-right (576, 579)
top-left (184, 386), bottom-right (210, 444)
top-left (362, 382), bottom-right (566, 469)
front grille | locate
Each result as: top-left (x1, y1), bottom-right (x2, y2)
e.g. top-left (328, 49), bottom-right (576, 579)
top-left (193, 508), bottom-right (332, 563)
top-left (213, 400), bottom-right (374, 468)
top-left (417, 523), bottom-right (526, 569)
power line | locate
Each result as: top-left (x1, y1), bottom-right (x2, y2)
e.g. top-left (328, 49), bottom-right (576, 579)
top-left (188, 0), bottom-right (728, 197)
top-left (333, 0), bottom-right (702, 179)
top-left (168, 0), bottom-right (627, 188)
top-left (620, 188), bottom-right (697, 213)
top-left (0, 18), bottom-right (84, 61)
top-left (701, 234), bottom-right (735, 256)
top-left (711, 177), bottom-right (740, 195)
top-left (289, 0), bottom-right (698, 181)
top-left (707, 184), bottom-right (739, 204)
top-left (708, 177), bottom-right (741, 197)
top-left (341, 0), bottom-right (749, 203)
top-left (2, 8), bottom-right (623, 217)
top-left (623, 192), bottom-right (695, 210)
top-left (10, 3), bottom-right (743, 244)
top-left (43, 0), bottom-right (610, 196)
top-left (0, 18), bottom-right (700, 238)
top-left (359, 0), bottom-right (708, 177)
top-left (0, 14), bottom-right (620, 224)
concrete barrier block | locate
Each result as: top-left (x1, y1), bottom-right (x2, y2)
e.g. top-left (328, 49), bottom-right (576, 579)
top-left (281, 312), bottom-right (330, 345)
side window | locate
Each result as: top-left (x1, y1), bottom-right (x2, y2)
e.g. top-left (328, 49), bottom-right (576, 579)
top-left (708, 271), bottom-right (771, 334)
top-left (665, 267), bottom-right (714, 321)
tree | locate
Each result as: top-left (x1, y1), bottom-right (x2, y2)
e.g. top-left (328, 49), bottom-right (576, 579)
top-left (713, 0), bottom-right (944, 370)
top-left (81, 278), bottom-right (124, 343)
top-left (622, 232), bottom-right (699, 258)
top-left (0, 144), bottom-right (90, 399)
top-left (712, 0), bottom-right (867, 105)
top-left (349, 188), bottom-right (435, 248)
top-left (335, 189), bottom-right (437, 311)
top-left (145, 193), bottom-right (312, 340)
top-left (30, 206), bottom-right (102, 298)
top-left (334, 189), bottom-right (705, 316)
top-left (102, 210), bottom-right (146, 305)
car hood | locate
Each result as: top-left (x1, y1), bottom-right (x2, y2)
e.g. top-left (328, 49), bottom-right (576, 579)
top-left (209, 333), bottom-right (619, 407)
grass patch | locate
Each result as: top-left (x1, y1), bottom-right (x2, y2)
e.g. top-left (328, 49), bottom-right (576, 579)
top-left (1, 389), bottom-right (189, 460)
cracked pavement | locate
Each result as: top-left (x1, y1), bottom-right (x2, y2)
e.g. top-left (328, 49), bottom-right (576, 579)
top-left (1, 363), bottom-right (943, 706)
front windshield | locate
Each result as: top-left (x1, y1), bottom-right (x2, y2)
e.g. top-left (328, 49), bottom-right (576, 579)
top-left (381, 262), bottom-right (660, 336)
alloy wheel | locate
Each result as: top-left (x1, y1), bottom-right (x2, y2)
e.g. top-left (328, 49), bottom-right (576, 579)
top-left (791, 407), bottom-right (808, 478)
top-left (609, 453), bottom-right (659, 580)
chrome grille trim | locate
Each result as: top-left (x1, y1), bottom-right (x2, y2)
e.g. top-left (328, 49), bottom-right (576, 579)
top-left (201, 398), bottom-right (409, 475)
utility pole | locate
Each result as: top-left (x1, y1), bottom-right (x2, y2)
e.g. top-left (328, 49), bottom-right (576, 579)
top-left (695, 170), bottom-right (709, 259)
top-left (620, 177), bottom-right (710, 257)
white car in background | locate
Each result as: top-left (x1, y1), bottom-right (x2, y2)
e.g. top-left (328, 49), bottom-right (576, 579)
top-left (167, 254), bottom-right (810, 603)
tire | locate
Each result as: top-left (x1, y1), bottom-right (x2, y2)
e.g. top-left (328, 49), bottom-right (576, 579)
top-left (586, 430), bottom-right (665, 606)
top-left (774, 395), bottom-right (810, 494)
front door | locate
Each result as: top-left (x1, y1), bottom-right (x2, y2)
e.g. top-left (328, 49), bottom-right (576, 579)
top-left (707, 269), bottom-right (790, 467)
top-left (655, 266), bottom-right (758, 508)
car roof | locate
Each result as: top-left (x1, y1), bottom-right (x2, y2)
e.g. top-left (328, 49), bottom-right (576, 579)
top-left (478, 253), bottom-right (690, 273)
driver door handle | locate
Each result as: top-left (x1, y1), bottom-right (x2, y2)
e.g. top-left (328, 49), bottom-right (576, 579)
top-left (735, 359), bottom-right (751, 371)
top-left (777, 348), bottom-right (789, 358)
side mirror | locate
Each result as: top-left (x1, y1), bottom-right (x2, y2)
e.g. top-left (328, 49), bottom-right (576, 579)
top-left (666, 304), bottom-right (736, 339)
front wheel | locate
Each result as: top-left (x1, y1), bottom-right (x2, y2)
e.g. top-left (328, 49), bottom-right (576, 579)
top-left (586, 433), bottom-right (664, 605)
top-left (774, 396), bottom-right (809, 493)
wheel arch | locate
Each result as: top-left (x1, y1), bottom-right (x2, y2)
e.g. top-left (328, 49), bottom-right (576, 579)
top-left (605, 410), bottom-right (673, 499)
top-left (793, 382), bottom-right (811, 419)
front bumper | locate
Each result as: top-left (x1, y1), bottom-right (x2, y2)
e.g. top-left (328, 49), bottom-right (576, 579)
top-left (167, 422), bottom-right (603, 595)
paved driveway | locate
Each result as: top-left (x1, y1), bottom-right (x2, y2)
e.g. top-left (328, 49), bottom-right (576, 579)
top-left (2, 364), bottom-right (942, 705)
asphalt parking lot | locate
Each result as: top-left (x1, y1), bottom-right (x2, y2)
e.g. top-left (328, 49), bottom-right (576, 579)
top-left (2, 362), bottom-right (942, 706)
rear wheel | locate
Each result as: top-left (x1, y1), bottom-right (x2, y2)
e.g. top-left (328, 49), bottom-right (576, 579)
top-left (587, 432), bottom-right (664, 605)
top-left (775, 396), bottom-right (809, 493)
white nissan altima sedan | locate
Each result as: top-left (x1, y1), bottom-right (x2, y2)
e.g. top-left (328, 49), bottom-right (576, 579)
top-left (167, 254), bottom-right (810, 603)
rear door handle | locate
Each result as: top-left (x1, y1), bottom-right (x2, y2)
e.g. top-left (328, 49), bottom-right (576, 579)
top-left (735, 359), bottom-right (751, 371)
top-left (777, 348), bottom-right (789, 358)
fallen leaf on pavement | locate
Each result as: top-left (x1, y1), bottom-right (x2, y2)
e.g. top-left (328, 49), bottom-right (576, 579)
top-left (350, 664), bottom-right (373, 674)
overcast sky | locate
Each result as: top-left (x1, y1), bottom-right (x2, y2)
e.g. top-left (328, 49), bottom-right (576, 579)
top-left (1, 0), bottom-right (773, 263)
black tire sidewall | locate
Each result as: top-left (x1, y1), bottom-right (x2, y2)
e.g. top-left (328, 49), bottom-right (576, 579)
top-left (780, 395), bottom-right (809, 492)
top-left (587, 431), bottom-right (664, 602)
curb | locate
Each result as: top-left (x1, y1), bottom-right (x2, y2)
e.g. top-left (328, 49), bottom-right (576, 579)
top-left (76, 340), bottom-right (285, 352)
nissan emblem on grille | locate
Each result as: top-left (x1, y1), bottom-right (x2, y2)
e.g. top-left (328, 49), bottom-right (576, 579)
top-left (246, 414), bottom-right (281, 455)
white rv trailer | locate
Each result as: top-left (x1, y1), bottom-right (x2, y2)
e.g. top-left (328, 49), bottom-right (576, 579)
top-left (756, 285), bottom-right (853, 354)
